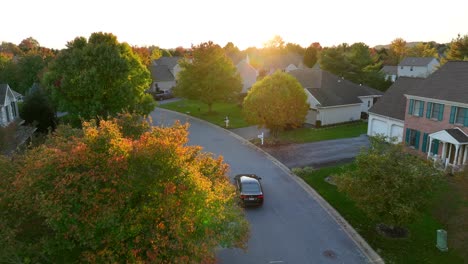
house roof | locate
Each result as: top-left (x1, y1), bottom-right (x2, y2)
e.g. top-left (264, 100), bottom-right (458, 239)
top-left (264, 53), bottom-right (302, 70)
top-left (399, 57), bottom-right (437, 67)
top-left (152, 56), bottom-right (180, 68)
top-left (381, 65), bottom-right (398, 75)
top-left (236, 58), bottom-right (257, 76)
top-left (405, 61), bottom-right (468, 104)
top-left (150, 65), bottom-right (175, 82)
top-left (0, 83), bottom-right (18, 107)
top-left (289, 69), bottom-right (382, 107)
top-left (369, 77), bottom-right (424, 120)
top-left (446, 128), bottom-right (468, 143)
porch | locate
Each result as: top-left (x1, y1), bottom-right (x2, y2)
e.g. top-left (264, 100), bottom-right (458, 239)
top-left (427, 128), bottom-right (468, 173)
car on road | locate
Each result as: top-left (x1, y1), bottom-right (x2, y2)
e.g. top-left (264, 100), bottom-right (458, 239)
top-left (234, 174), bottom-right (264, 207)
top-left (152, 89), bottom-right (174, 101)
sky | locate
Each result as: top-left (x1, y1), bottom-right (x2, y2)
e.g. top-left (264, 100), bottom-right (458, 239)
top-left (2, 0), bottom-right (468, 50)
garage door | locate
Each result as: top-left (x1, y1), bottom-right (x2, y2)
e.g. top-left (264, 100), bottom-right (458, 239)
top-left (370, 118), bottom-right (388, 136)
top-left (390, 124), bottom-right (403, 142)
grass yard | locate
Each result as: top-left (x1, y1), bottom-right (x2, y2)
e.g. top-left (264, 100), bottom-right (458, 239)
top-left (295, 164), bottom-right (465, 264)
top-left (276, 121), bottom-right (368, 143)
top-left (158, 99), bottom-right (249, 129)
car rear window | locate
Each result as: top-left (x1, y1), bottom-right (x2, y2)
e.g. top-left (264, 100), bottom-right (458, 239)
top-left (242, 182), bottom-right (261, 193)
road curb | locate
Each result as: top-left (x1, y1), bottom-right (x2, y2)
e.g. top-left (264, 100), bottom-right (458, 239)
top-left (155, 108), bottom-right (385, 264)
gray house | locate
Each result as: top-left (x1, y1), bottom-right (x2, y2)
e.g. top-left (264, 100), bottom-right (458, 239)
top-left (289, 69), bottom-right (382, 126)
top-left (0, 84), bottom-right (20, 127)
top-left (149, 57), bottom-right (181, 92)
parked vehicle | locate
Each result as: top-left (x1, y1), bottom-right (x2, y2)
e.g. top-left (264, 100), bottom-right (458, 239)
top-left (153, 90), bottom-right (174, 101)
top-left (234, 174), bottom-right (264, 207)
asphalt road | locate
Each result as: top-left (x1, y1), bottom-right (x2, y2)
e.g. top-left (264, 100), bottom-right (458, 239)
top-left (150, 108), bottom-right (369, 264)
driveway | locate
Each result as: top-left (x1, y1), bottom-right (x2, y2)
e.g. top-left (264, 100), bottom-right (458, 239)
top-left (150, 108), bottom-right (381, 264)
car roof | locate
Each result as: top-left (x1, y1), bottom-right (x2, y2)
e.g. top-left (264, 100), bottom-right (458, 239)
top-left (237, 174), bottom-right (261, 183)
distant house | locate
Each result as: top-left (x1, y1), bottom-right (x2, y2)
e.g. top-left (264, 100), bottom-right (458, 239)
top-left (236, 56), bottom-right (258, 94)
top-left (149, 57), bottom-right (181, 92)
top-left (264, 53), bottom-right (304, 74)
top-left (0, 83), bottom-right (20, 127)
top-left (398, 57), bottom-right (439, 78)
top-left (402, 61), bottom-right (468, 172)
top-left (289, 68), bottom-right (382, 126)
top-left (368, 77), bottom-right (424, 142)
top-left (381, 65), bottom-right (398, 82)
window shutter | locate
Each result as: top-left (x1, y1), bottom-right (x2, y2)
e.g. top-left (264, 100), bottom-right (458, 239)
top-left (464, 108), bottom-right (468, 127)
top-left (405, 128), bottom-right (410, 144)
top-left (426, 102), bottom-right (432, 118)
top-left (408, 99), bottom-right (414, 115)
top-left (449, 106), bottom-right (456, 124)
top-left (415, 131), bottom-right (420, 149)
top-left (422, 133), bottom-right (428, 153)
top-left (438, 104), bottom-right (444, 121)
top-left (419, 101), bottom-right (424, 117)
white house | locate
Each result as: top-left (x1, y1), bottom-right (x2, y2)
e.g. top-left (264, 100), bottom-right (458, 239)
top-left (236, 56), bottom-right (258, 94)
top-left (0, 84), bottom-right (20, 127)
top-left (381, 65), bottom-right (398, 82)
top-left (367, 77), bottom-right (424, 142)
top-left (398, 57), bottom-right (439, 78)
top-left (149, 57), bottom-right (181, 92)
top-left (289, 68), bottom-right (382, 126)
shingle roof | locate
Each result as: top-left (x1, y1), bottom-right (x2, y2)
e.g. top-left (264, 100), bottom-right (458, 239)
top-left (264, 53), bottom-right (302, 70)
top-left (289, 69), bottom-right (382, 107)
top-left (381, 65), bottom-right (397, 75)
top-left (369, 77), bottom-right (424, 120)
top-left (446, 128), bottom-right (468, 143)
top-left (405, 61), bottom-right (468, 104)
top-left (399, 57), bottom-right (437, 67)
top-left (150, 65), bottom-right (175, 82)
top-left (153, 56), bottom-right (180, 68)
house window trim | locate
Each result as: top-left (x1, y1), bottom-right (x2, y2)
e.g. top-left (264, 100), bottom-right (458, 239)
top-left (428, 103), bottom-right (444, 121)
top-left (454, 107), bottom-right (467, 126)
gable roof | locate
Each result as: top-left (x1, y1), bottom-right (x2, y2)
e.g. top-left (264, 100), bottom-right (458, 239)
top-left (0, 83), bottom-right (19, 107)
top-left (153, 56), bottom-right (181, 68)
top-left (399, 57), bottom-right (437, 67)
top-left (289, 69), bottom-right (382, 107)
top-left (405, 61), bottom-right (468, 104)
top-left (381, 65), bottom-right (398, 75)
top-left (369, 77), bottom-right (424, 120)
top-left (150, 65), bottom-right (175, 82)
top-left (446, 128), bottom-right (468, 143)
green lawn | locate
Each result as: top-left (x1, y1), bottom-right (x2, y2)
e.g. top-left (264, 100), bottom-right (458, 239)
top-left (295, 165), bottom-right (464, 264)
top-left (158, 99), bottom-right (249, 129)
top-left (277, 121), bottom-right (368, 143)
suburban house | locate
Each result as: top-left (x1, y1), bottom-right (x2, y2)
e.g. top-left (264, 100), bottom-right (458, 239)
top-left (367, 77), bottom-right (424, 142)
top-left (0, 83), bottom-right (20, 126)
top-left (401, 61), bottom-right (468, 172)
top-left (289, 68), bottom-right (383, 126)
top-left (236, 56), bottom-right (258, 94)
top-left (148, 56), bottom-right (181, 93)
top-left (398, 57), bottom-right (439, 78)
top-left (381, 65), bottom-right (398, 82)
top-left (264, 53), bottom-right (304, 74)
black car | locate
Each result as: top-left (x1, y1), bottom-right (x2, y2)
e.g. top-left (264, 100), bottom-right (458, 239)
top-left (234, 174), bottom-right (264, 207)
top-left (153, 90), bottom-right (174, 101)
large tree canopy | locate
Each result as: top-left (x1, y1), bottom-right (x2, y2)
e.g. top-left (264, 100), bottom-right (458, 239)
top-left (446, 34), bottom-right (468, 61)
top-left (335, 136), bottom-right (442, 231)
top-left (0, 113), bottom-right (249, 263)
top-left (175, 41), bottom-right (242, 112)
top-left (242, 71), bottom-right (309, 136)
top-left (44, 32), bottom-right (155, 123)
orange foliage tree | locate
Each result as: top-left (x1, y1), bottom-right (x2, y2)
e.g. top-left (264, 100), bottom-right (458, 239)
top-left (0, 113), bottom-right (249, 263)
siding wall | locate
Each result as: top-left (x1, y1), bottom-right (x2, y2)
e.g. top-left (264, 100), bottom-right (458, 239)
top-left (319, 105), bottom-right (361, 126)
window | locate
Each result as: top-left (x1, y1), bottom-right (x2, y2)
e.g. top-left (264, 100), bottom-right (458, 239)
top-left (408, 99), bottom-right (424, 117)
top-left (367, 101), bottom-right (370, 107)
top-left (426, 102), bottom-right (444, 121)
top-left (455, 107), bottom-right (467, 125)
top-left (410, 66), bottom-right (414, 71)
top-left (5, 105), bottom-right (10, 122)
top-left (11, 102), bottom-right (17, 118)
top-left (405, 128), bottom-right (420, 149)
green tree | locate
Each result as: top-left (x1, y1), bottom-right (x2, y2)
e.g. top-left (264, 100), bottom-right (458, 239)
top-left (43, 32), bottom-right (155, 123)
top-left (303, 42), bottom-right (321, 68)
top-left (407, 42), bottom-right (439, 58)
top-left (243, 71), bottom-right (309, 136)
top-left (223, 42), bottom-right (242, 63)
top-left (446, 34), bottom-right (468, 61)
top-left (19, 85), bottom-right (57, 133)
top-left (285, 42), bottom-right (305, 55)
top-left (319, 45), bottom-right (352, 77)
top-left (335, 136), bottom-right (443, 234)
top-left (175, 41), bottom-right (242, 113)
top-left (0, 114), bottom-right (249, 263)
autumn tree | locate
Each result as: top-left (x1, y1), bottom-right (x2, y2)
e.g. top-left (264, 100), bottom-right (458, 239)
top-left (0, 113), bottom-right (249, 263)
top-left (446, 34), bottom-right (468, 61)
top-left (18, 37), bottom-right (40, 53)
top-left (407, 42), bottom-right (439, 58)
top-left (43, 32), bottom-right (155, 124)
top-left (303, 42), bottom-right (321, 68)
top-left (243, 71), bottom-right (309, 136)
top-left (132, 46), bottom-right (151, 66)
top-left (388, 37), bottom-right (408, 65)
top-left (335, 136), bottom-right (443, 235)
top-left (174, 41), bottom-right (242, 112)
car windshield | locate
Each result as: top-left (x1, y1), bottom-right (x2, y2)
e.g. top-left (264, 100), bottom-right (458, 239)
top-left (242, 182), bottom-right (261, 193)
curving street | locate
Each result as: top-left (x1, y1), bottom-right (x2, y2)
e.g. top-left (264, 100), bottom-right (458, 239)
top-left (150, 108), bottom-right (373, 264)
